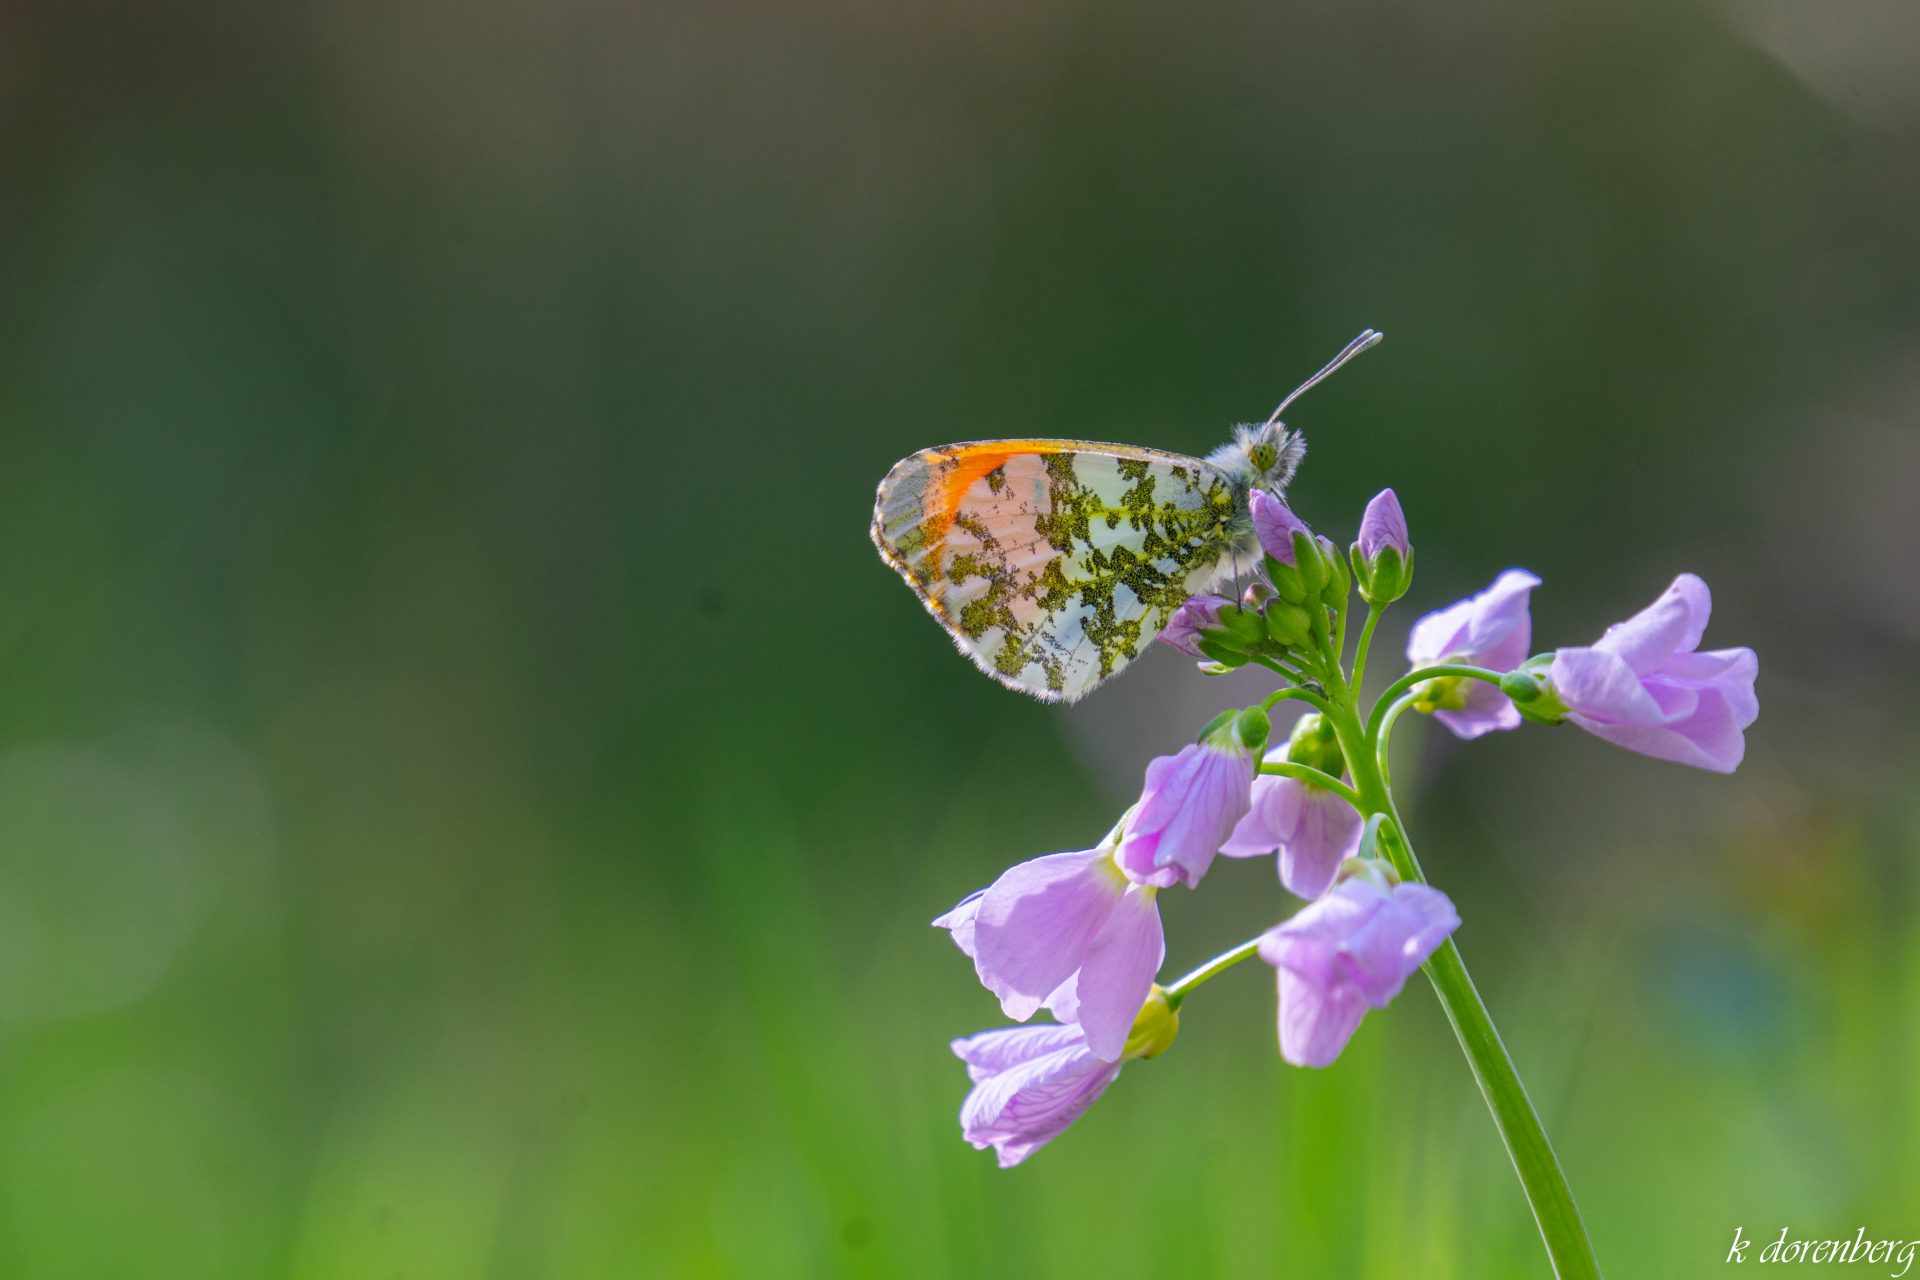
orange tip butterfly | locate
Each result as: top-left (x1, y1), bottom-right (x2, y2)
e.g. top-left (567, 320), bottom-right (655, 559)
top-left (871, 330), bottom-right (1382, 702)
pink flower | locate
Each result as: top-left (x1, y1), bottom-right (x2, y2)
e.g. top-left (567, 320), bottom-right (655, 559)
top-left (936, 844), bottom-right (1164, 1062)
top-left (1157, 594), bottom-right (1233, 659)
top-left (1115, 714), bottom-right (1263, 890)
top-left (1258, 877), bottom-right (1459, 1067)
top-left (1549, 573), bottom-right (1758, 773)
top-left (1404, 569), bottom-right (1541, 739)
top-left (1221, 766), bottom-right (1364, 900)
top-left (951, 1024), bottom-right (1124, 1167)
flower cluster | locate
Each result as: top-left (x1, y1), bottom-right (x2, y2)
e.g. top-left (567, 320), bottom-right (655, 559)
top-left (937, 486), bottom-right (1758, 1166)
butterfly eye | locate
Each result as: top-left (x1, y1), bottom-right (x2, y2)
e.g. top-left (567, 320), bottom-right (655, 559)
top-left (1249, 441), bottom-right (1278, 472)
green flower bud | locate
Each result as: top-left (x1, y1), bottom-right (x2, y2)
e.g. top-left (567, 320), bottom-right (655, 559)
top-left (1283, 712), bottom-right (1346, 775)
top-left (1264, 599), bottom-right (1312, 649)
top-left (1291, 529), bottom-right (1329, 597)
top-left (1357, 545), bottom-right (1413, 605)
top-left (1267, 554), bottom-right (1309, 604)
top-left (1197, 636), bottom-right (1248, 668)
top-left (1124, 986), bottom-right (1180, 1060)
top-left (1216, 603), bottom-right (1269, 647)
top-left (1234, 705), bottom-right (1272, 752)
top-left (1354, 489), bottom-right (1414, 604)
top-left (1500, 655), bottom-right (1568, 725)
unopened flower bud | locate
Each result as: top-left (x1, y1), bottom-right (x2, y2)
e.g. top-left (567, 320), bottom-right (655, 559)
top-left (1501, 655), bottom-right (1567, 725)
top-left (1123, 985), bottom-right (1180, 1060)
top-left (1264, 599), bottom-right (1312, 648)
top-left (1158, 594), bottom-right (1235, 659)
top-left (1198, 636), bottom-right (1249, 668)
top-left (1216, 602), bottom-right (1270, 648)
top-left (1251, 489), bottom-right (1310, 564)
top-left (1283, 712), bottom-right (1346, 775)
top-left (1233, 705), bottom-right (1272, 753)
top-left (1352, 488), bottom-right (1413, 604)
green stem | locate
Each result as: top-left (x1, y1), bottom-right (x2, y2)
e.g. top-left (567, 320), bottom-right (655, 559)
top-left (1351, 600), bottom-right (1385, 694)
top-left (1328, 698), bottom-right (1600, 1278)
top-left (1329, 588), bottom-right (1351, 674)
top-left (1372, 689), bottom-right (1424, 787)
top-left (1364, 663), bottom-right (1508, 744)
top-left (1259, 760), bottom-right (1361, 807)
top-left (1163, 936), bottom-right (1262, 1009)
top-left (1259, 685), bottom-right (1332, 717)
top-left (1306, 599), bottom-right (1342, 696)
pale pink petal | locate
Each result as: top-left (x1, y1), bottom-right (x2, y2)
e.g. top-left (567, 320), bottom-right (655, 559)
top-left (1220, 772), bottom-right (1304, 858)
top-left (955, 1029), bottom-right (1123, 1167)
top-left (951, 1024), bottom-right (1089, 1084)
top-left (1431, 679), bottom-right (1522, 740)
top-left (1277, 966), bottom-right (1372, 1068)
top-left (1461, 569), bottom-right (1541, 665)
top-left (1116, 743), bottom-right (1254, 889)
top-left (1280, 786), bottom-right (1364, 900)
top-left (933, 890), bottom-right (983, 959)
top-left (1568, 687), bottom-right (1746, 773)
top-left (970, 849), bottom-right (1125, 1022)
top-left (1591, 573), bottom-right (1710, 675)
top-left (1260, 880), bottom-right (1460, 1068)
top-left (1405, 597), bottom-right (1474, 666)
top-left (1068, 884), bottom-right (1165, 1062)
top-left (1550, 647), bottom-right (1670, 724)
top-left (1660, 647), bottom-right (1759, 727)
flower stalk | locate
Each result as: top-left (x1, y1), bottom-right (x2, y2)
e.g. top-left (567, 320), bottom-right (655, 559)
top-left (1336, 692), bottom-right (1601, 1279)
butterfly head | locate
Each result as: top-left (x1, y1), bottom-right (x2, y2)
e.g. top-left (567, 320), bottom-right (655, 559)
top-left (1209, 421), bottom-right (1306, 493)
top-left (1207, 329), bottom-right (1384, 496)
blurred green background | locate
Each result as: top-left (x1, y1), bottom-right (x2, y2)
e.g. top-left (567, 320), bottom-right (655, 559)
top-left (2, 0), bottom-right (1918, 1274)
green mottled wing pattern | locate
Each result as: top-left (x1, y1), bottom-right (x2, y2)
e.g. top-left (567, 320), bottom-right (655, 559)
top-left (871, 441), bottom-right (1246, 702)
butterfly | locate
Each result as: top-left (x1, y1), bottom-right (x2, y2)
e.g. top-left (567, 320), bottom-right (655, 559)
top-left (871, 330), bottom-right (1382, 702)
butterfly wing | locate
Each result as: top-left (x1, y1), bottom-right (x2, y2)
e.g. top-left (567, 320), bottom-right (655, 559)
top-left (871, 440), bottom-right (1242, 702)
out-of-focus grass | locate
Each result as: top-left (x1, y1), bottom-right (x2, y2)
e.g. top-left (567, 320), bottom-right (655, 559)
top-left (1, 0), bottom-right (1918, 1272)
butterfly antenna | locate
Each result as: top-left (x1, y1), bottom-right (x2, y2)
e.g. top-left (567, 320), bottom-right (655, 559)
top-left (1262, 329), bottom-right (1384, 428)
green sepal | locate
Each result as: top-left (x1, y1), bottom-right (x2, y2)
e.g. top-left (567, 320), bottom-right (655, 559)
top-left (1320, 536), bottom-right (1351, 606)
top-left (1123, 986), bottom-right (1180, 1061)
top-left (1501, 654), bottom-right (1567, 725)
top-left (1234, 705), bottom-right (1272, 753)
top-left (1348, 540), bottom-right (1374, 595)
top-left (1197, 636), bottom-right (1249, 668)
top-left (1358, 545), bottom-right (1412, 605)
top-left (1264, 600), bottom-right (1311, 648)
top-left (1291, 529), bottom-right (1329, 596)
top-left (1217, 603), bottom-right (1269, 647)
top-left (1196, 708), bottom-right (1239, 743)
top-left (1283, 712), bottom-right (1345, 775)
top-left (1267, 554), bottom-right (1309, 604)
